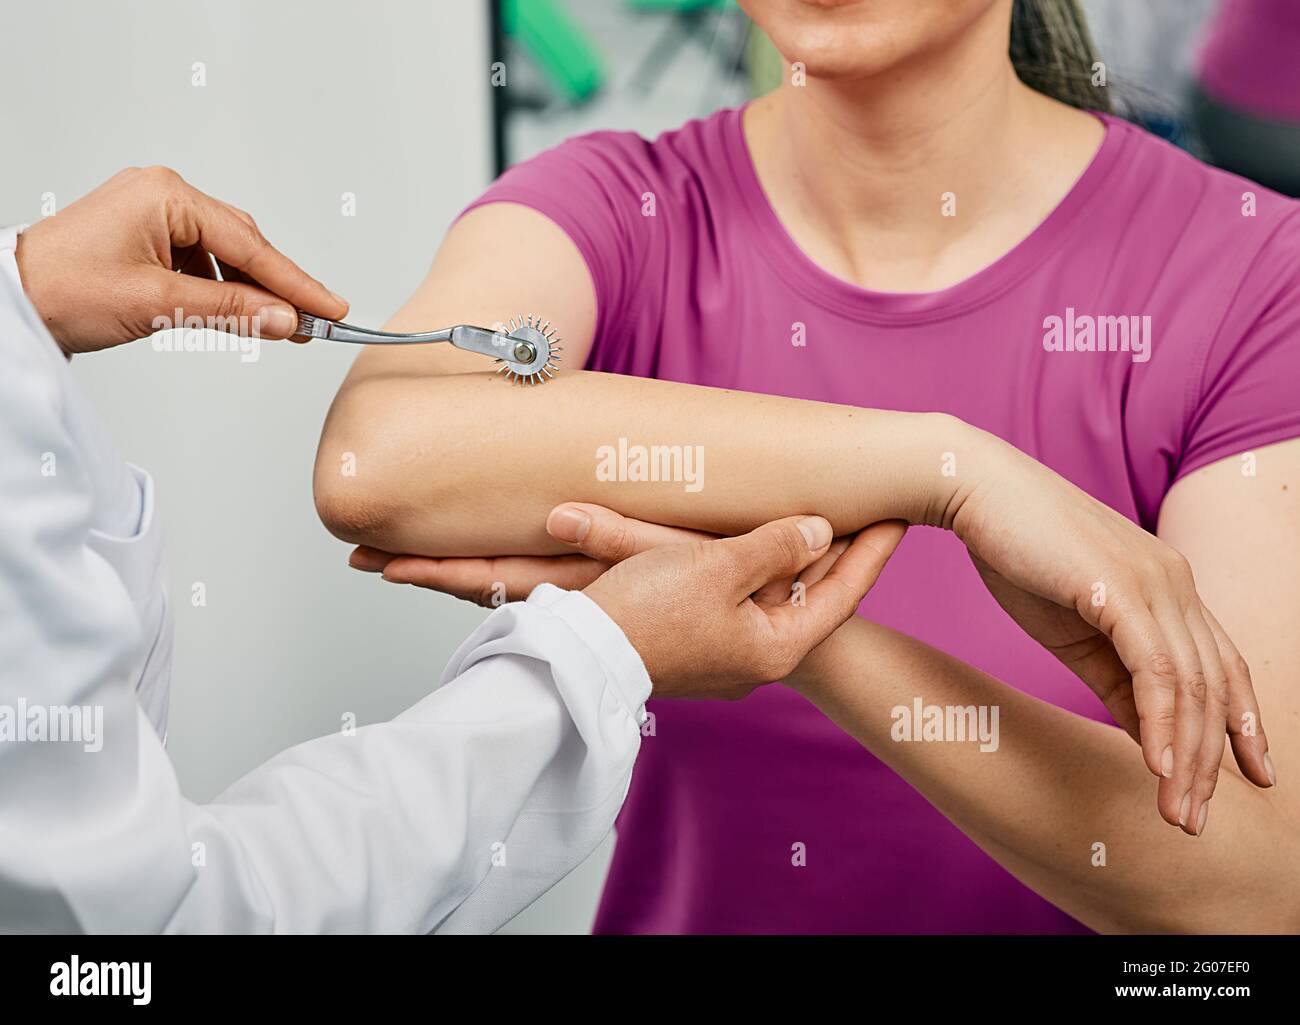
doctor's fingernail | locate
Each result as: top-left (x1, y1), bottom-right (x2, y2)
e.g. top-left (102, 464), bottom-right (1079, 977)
top-left (548, 506), bottom-right (591, 544)
top-left (1160, 745), bottom-right (1173, 778)
top-left (1178, 792), bottom-right (1191, 828)
top-left (1196, 803), bottom-right (1209, 836)
top-left (258, 305), bottom-right (296, 337)
top-left (1265, 752), bottom-right (1277, 787)
top-left (328, 291), bottom-right (348, 309)
top-left (797, 516), bottom-right (832, 551)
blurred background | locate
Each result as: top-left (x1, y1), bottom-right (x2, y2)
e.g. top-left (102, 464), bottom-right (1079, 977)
top-left (499, 0), bottom-right (1297, 192)
top-left (0, 0), bottom-right (1291, 934)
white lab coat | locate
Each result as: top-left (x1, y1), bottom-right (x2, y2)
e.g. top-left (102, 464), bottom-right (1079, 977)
top-left (0, 225), bottom-right (651, 934)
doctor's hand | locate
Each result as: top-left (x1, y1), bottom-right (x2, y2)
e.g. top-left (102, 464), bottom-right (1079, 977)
top-left (581, 514), bottom-right (903, 700)
top-left (352, 504), bottom-right (905, 698)
top-left (13, 166), bottom-right (347, 355)
top-left (349, 503), bottom-right (722, 599)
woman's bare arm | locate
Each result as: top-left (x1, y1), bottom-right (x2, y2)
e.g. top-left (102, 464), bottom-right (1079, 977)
top-left (313, 201), bottom-right (1273, 826)
top-left (787, 618), bottom-right (1297, 933)
top-left (315, 365), bottom-right (959, 557)
top-left (314, 204), bottom-right (959, 556)
top-left (785, 441), bottom-right (1300, 932)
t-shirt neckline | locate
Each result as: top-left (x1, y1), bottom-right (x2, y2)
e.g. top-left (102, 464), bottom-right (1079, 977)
top-left (722, 103), bottom-right (1128, 325)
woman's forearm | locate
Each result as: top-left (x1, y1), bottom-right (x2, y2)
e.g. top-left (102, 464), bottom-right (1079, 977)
top-left (787, 618), bottom-right (1300, 934)
top-left (315, 363), bottom-right (1280, 841)
top-left (314, 368), bottom-right (979, 556)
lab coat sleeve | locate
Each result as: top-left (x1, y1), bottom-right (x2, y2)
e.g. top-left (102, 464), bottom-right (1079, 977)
top-left (172, 586), bottom-right (651, 934)
top-left (0, 228), bottom-right (651, 934)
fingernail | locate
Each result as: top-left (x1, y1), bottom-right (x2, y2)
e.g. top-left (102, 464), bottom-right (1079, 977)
top-left (1265, 752), bottom-right (1277, 787)
top-left (1160, 745), bottom-right (1173, 778)
top-left (258, 305), bottom-right (296, 337)
top-left (548, 506), bottom-right (591, 544)
top-left (1196, 803), bottom-right (1209, 836)
top-left (328, 291), bottom-right (348, 309)
top-left (797, 516), bottom-right (832, 551)
top-left (1178, 792), bottom-right (1191, 828)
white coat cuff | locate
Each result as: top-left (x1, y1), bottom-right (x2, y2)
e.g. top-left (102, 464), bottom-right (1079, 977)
top-left (0, 224), bottom-right (56, 360)
top-left (0, 224), bottom-right (27, 294)
top-left (526, 583), bottom-right (653, 721)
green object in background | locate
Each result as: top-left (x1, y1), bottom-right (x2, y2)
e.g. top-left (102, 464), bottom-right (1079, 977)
top-left (503, 0), bottom-right (605, 104)
top-left (745, 19), bottom-right (782, 98)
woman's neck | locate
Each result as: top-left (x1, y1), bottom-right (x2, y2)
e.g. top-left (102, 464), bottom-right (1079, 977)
top-left (743, 26), bottom-right (1105, 293)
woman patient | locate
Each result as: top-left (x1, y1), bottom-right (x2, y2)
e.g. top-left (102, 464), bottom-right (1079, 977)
top-left (314, 0), bottom-right (1300, 933)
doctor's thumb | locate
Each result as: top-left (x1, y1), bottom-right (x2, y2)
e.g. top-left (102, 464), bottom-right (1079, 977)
top-left (715, 515), bottom-right (834, 594)
top-left (156, 271), bottom-right (300, 340)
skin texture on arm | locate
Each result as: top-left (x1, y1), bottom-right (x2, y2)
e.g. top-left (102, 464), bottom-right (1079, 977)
top-left (785, 438), bottom-right (1300, 933)
top-left (315, 203), bottom-right (959, 558)
top-left (318, 367), bottom-right (955, 557)
top-left (314, 201), bottom-right (1274, 830)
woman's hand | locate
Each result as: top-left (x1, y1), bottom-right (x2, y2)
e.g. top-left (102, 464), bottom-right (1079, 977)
top-left (951, 431), bottom-right (1275, 834)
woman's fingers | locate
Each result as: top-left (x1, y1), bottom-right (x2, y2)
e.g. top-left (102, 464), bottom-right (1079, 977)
top-left (1105, 597), bottom-right (1180, 787)
top-left (1151, 604), bottom-right (1212, 832)
top-left (1202, 606), bottom-right (1275, 789)
top-left (1182, 607), bottom-right (1231, 835)
top-left (1103, 593), bottom-right (1220, 833)
top-left (1106, 596), bottom-right (1250, 835)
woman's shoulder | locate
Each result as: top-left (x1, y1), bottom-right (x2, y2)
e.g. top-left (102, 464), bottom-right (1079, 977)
top-left (1094, 114), bottom-right (1300, 344)
top-left (1102, 114), bottom-right (1300, 243)
top-left (1103, 118), bottom-right (1300, 483)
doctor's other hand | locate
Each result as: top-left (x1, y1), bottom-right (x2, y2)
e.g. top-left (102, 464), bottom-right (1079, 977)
top-left (352, 501), bottom-right (896, 616)
top-left (582, 515), bottom-right (905, 700)
top-left (349, 503), bottom-right (721, 599)
top-left (354, 505), bottom-right (905, 697)
top-left (13, 166), bottom-right (347, 355)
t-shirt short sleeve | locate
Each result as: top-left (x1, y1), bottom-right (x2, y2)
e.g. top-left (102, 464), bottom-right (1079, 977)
top-left (1175, 208), bottom-right (1300, 481)
top-left (458, 131), bottom-right (665, 371)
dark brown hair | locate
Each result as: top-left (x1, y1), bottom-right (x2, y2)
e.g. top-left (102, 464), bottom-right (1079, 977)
top-left (1010, 0), bottom-right (1114, 113)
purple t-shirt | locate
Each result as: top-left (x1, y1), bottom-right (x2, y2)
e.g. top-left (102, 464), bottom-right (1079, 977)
top-left (1198, 0), bottom-right (1300, 121)
top-left (465, 107), bottom-right (1300, 933)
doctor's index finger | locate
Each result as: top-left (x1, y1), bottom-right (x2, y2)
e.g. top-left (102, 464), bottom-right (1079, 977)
top-left (171, 179), bottom-right (348, 319)
top-left (380, 553), bottom-right (607, 605)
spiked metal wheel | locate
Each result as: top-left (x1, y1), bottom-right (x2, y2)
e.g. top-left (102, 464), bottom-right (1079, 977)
top-left (496, 314), bottom-right (562, 384)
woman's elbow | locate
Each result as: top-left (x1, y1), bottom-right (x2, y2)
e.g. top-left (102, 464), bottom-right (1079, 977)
top-left (313, 382), bottom-right (422, 548)
top-left (313, 445), bottom-right (395, 548)
top-left (313, 471), bottom-right (389, 547)
top-left (312, 371), bottom-right (560, 557)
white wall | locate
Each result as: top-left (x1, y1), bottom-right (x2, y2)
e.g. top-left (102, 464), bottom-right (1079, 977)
top-left (0, 0), bottom-right (607, 932)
